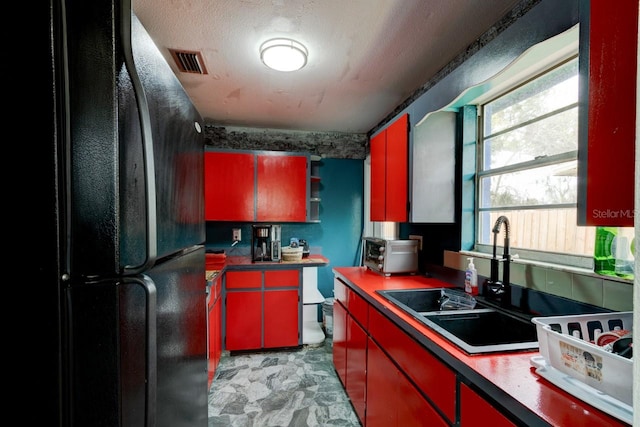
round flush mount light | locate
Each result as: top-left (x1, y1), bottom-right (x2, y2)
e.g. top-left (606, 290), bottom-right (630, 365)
top-left (260, 38), bottom-right (308, 72)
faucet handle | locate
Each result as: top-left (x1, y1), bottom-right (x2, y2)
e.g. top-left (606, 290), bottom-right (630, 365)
top-left (511, 253), bottom-right (519, 260)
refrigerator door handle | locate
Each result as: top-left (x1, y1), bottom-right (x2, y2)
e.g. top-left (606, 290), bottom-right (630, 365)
top-left (124, 275), bottom-right (158, 427)
top-left (120, 0), bottom-right (158, 275)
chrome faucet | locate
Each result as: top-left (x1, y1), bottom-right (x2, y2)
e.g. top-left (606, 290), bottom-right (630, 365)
top-left (484, 216), bottom-right (512, 307)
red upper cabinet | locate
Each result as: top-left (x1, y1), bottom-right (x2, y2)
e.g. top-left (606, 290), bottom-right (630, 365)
top-left (205, 150), bottom-right (310, 222)
top-left (257, 154), bottom-right (308, 222)
top-left (370, 131), bottom-right (386, 221)
top-left (577, 0), bottom-right (637, 226)
top-left (205, 151), bottom-right (255, 221)
top-left (370, 113), bottom-right (409, 222)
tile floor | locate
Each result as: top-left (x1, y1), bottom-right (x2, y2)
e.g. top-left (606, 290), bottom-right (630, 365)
top-left (207, 339), bottom-right (361, 427)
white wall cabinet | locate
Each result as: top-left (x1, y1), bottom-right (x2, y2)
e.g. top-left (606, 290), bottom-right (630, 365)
top-left (411, 111), bottom-right (456, 223)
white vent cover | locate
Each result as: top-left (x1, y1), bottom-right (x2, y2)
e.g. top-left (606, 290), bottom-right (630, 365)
top-left (169, 49), bottom-right (208, 74)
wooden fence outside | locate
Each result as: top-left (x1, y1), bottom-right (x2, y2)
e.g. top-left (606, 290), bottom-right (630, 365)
top-left (488, 209), bottom-right (596, 256)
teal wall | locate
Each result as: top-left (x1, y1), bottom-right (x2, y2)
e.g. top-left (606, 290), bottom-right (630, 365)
top-left (205, 157), bottom-right (364, 298)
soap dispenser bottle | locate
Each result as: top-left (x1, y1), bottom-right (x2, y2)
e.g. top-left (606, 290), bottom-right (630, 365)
top-left (464, 257), bottom-right (478, 296)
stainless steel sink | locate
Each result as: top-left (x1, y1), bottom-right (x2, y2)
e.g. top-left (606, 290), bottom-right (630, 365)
top-left (376, 288), bottom-right (539, 354)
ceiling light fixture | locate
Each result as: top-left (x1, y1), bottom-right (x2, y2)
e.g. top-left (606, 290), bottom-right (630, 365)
top-left (260, 38), bottom-right (308, 72)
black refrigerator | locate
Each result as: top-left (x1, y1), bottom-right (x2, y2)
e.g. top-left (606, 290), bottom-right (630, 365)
top-left (36, 0), bottom-right (208, 425)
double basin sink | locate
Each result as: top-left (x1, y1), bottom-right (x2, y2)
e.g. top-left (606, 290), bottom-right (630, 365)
top-left (376, 288), bottom-right (538, 355)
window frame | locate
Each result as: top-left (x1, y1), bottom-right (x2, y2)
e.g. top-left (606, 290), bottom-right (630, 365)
top-left (469, 54), bottom-right (594, 269)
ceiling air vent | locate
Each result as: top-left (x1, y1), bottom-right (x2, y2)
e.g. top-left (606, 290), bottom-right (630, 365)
top-left (169, 49), bottom-right (208, 74)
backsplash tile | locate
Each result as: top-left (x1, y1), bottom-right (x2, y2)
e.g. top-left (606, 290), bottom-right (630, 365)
top-left (603, 280), bottom-right (634, 311)
top-left (445, 250), bottom-right (634, 311)
top-left (546, 269), bottom-right (572, 299)
top-left (571, 274), bottom-right (604, 306)
top-left (509, 262), bottom-right (526, 287)
top-left (527, 265), bottom-right (548, 293)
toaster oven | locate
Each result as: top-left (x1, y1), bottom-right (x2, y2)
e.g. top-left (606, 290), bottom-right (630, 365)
top-left (363, 237), bottom-right (419, 276)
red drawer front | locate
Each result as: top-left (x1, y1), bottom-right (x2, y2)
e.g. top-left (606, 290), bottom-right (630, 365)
top-left (369, 307), bottom-right (456, 423)
top-left (347, 288), bottom-right (368, 329)
top-left (264, 269), bottom-right (300, 288)
top-left (225, 271), bottom-right (262, 289)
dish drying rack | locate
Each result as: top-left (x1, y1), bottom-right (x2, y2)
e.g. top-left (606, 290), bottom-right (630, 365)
top-left (438, 288), bottom-right (477, 310)
top-left (530, 311), bottom-right (633, 424)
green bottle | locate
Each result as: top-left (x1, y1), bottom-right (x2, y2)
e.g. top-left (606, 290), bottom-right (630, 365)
top-left (593, 227), bottom-right (617, 277)
top-left (613, 227), bottom-right (635, 279)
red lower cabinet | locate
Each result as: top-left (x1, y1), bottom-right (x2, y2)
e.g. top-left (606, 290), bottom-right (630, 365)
top-left (460, 383), bottom-right (516, 427)
top-left (345, 315), bottom-right (367, 423)
top-left (366, 338), bottom-right (446, 427)
top-left (460, 383), bottom-right (515, 427)
top-left (224, 269), bottom-right (300, 351)
top-left (207, 276), bottom-right (223, 390)
top-left (225, 291), bottom-right (262, 350)
top-left (333, 301), bottom-right (347, 386)
top-left (368, 307), bottom-right (456, 423)
top-left (366, 339), bottom-right (396, 427)
top-left (263, 289), bottom-right (299, 348)
top-left (207, 293), bottom-right (222, 389)
top-left (396, 368), bottom-right (445, 427)
top-left (333, 295), bottom-right (367, 424)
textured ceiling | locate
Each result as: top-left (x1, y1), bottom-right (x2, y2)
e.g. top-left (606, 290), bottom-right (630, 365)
top-left (133, 0), bottom-right (522, 133)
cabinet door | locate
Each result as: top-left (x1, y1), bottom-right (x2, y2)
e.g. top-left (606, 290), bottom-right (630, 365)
top-left (212, 296), bottom-right (222, 372)
top-left (204, 151), bottom-right (255, 221)
top-left (577, 0), bottom-right (637, 226)
top-left (370, 130), bottom-right (387, 221)
top-left (397, 365), bottom-right (448, 427)
top-left (225, 291), bottom-right (262, 350)
top-left (368, 307), bottom-right (456, 422)
top-left (384, 113), bottom-right (409, 222)
top-left (367, 337), bottom-right (447, 427)
top-left (208, 292), bottom-right (223, 390)
top-left (460, 383), bottom-right (516, 427)
top-left (207, 297), bottom-right (215, 390)
top-left (366, 338), bottom-right (396, 427)
top-left (257, 154), bottom-right (308, 222)
top-left (370, 114), bottom-right (409, 222)
top-left (264, 289), bottom-right (299, 348)
top-left (333, 301), bottom-right (348, 386)
top-left (346, 315), bottom-right (367, 423)
top-left (411, 111), bottom-right (456, 223)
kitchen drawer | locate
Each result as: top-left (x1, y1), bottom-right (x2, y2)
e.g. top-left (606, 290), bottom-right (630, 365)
top-left (347, 287), bottom-right (368, 330)
top-left (225, 270), bottom-right (262, 289)
top-left (368, 307), bottom-right (456, 423)
top-left (264, 269), bottom-right (300, 288)
top-left (460, 383), bottom-right (516, 427)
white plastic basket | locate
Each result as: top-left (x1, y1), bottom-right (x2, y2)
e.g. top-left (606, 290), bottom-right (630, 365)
top-left (531, 312), bottom-right (632, 406)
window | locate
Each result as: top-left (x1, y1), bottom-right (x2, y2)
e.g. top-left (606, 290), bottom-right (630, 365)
top-left (475, 56), bottom-right (596, 267)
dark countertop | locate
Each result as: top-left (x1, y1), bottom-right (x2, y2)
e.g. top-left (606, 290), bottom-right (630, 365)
top-left (206, 254), bottom-right (330, 285)
top-left (225, 254), bottom-right (330, 269)
top-left (333, 266), bottom-right (629, 427)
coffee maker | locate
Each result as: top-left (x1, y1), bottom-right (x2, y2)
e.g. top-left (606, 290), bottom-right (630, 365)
top-left (252, 225), bottom-right (281, 262)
